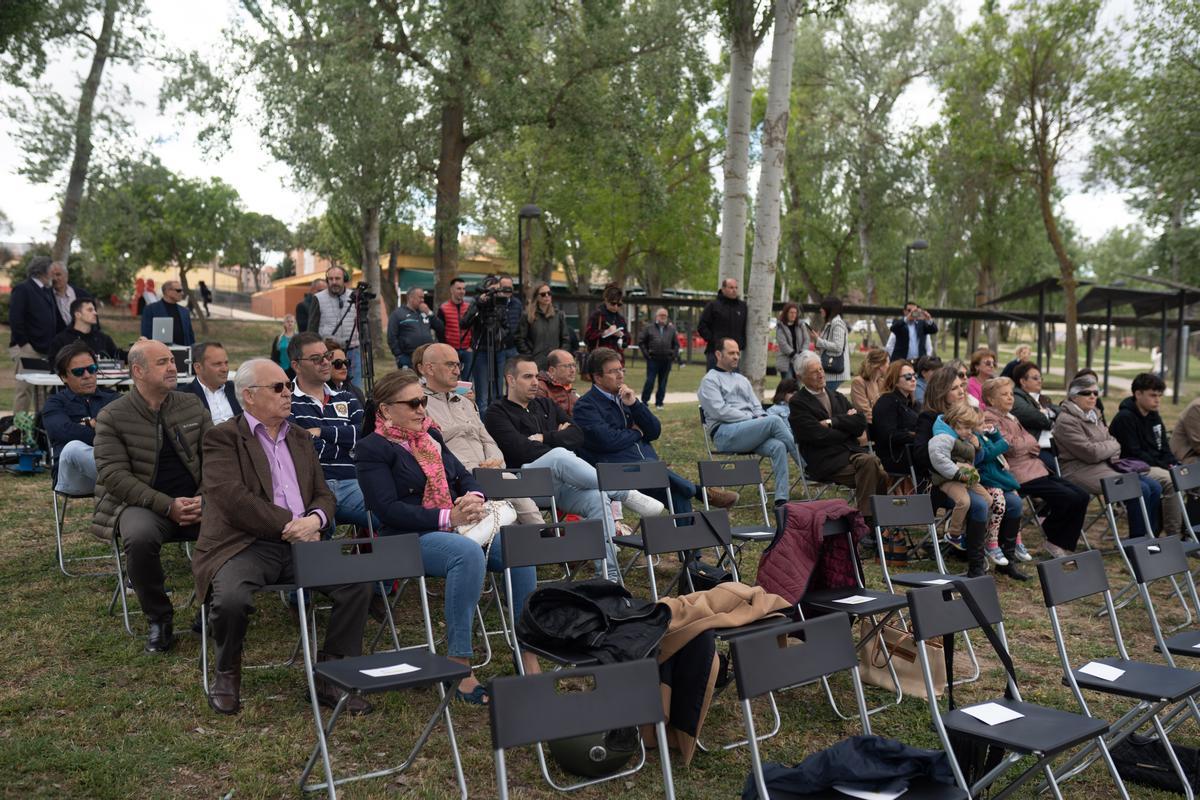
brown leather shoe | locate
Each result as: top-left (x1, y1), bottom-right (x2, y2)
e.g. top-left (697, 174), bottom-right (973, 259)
top-left (208, 666), bottom-right (241, 715)
top-left (315, 652), bottom-right (374, 716)
top-left (706, 487), bottom-right (739, 509)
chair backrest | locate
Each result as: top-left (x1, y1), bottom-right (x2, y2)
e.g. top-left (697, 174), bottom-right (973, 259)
top-left (473, 467), bottom-right (555, 503)
top-left (640, 510), bottom-right (732, 555)
top-left (1172, 463), bottom-right (1200, 494)
top-left (596, 461), bottom-right (670, 493)
top-left (291, 535), bottom-right (423, 588)
top-left (1123, 534), bottom-right (1189, 584)
top-left (729, 614), bottom-right (857, 701)
top-left (870, 493), bottom-right (934, 528)
top-left (1101, 473), bottom-right (1144, 505)
top-left (1037, 549), bottom-right (1110, 607)
top-left (821, 515), bottom-right (851, 538)
top-left (500, 519), bottom-right (607, 570)
top-left (697, 458), bottom-right (763, 489)
top-left (488, 659), bottom-right (666, 750)
top-left (907, 576), bottom-right (1003, 642)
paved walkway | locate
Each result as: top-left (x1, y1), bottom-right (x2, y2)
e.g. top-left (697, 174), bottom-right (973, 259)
top-left (198, 303), bottom-right (276, 322)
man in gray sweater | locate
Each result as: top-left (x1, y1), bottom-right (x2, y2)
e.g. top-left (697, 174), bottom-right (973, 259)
top-left (698, 337), bottom-right (803, 505)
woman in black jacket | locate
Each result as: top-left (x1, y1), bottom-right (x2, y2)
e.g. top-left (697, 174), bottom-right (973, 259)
top-left (356, 369), bottom-right (539, 704)
top-left (869, 360), bottom-right (920, 475)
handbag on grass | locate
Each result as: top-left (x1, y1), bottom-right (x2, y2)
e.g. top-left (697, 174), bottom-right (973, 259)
top-left (456, 500), bottom-right (517, 549)
top-left (857, 619), bottom-right (946, 699)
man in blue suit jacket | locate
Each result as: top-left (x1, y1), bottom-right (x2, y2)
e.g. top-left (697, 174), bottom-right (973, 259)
top-left (181, 342), bottom-right (240, 424)
top-left (9, 256), bottom-right (61, 413)
top-left (573, 348), bottom-right (737, 514)
top-left (140, 280), bottom-right (195, 346)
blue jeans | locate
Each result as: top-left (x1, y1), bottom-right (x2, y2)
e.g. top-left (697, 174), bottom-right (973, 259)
top-left (642, 357), bottom-right (673, 406)
top-left (1126, 474), bottom-right (1163, 538)
top-left (418, 530), bottom-right (536, 659)
top-left (712, 415), bottom-right (802, 503)
top-left (1001, 490), bottom-right (1022, 519)
top-left (396, 354), bottom-right (413, 370)
top-left (326, 478), bottom-right (378, 530)
top-left (471, 347), bottom-right (507, 415)
top-left (457, 348), bottom-right (473, 381)
top-left (827, 380), bottom-right (843, 392)
top-left (347, 347), bottom-right (362, 390)
top-left (523, 448), bottom-right (627, 581)
top-left (55, 440), bottom-right (97, 495)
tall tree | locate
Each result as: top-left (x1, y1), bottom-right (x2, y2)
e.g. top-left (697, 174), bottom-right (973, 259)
top-left (223, 211), bottom-right (291, 291)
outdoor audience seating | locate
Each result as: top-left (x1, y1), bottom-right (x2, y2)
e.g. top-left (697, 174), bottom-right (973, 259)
top-left (729, 612), bottom-right (967, 800)
top-left (488, 659), bottom-right (676, 800)
top-left (1169, 463), bottom-right (1200, 611)
top-left (1038, 548), bottom-right (1200, 798)
top-left (1123, 535), bottom-right (1200, 679)
top-left (698, 405), bottom-right (820, 500)
top-left (696, 458), bottom-right (775, 551)
top-left (597, 460), bottom-right (677, 583)
top-left (623, 506), bottom-right (738, 602)
top-left (906, 576), bottom-right (1127, 799)
top-left (107, 528), bottom-right (197, 638)
top-left (45, 427), bottom-right (111, 579)
top-left (293, 535), bottom-right (469, 800)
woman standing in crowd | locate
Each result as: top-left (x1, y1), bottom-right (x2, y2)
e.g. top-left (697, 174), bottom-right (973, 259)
top-left (913, 355), bottom-right (942, 406)
top-left (870, 359), bottom-right (920, 477)
top-left (966, 348), bottom-right (998, 407)
top-left (356, 370), bottom-right (540, 704)
top-left (1011, 362), bottom-right (1058, 473)
top-left (270, 314), bottom-right (296, 374)
top-left (983, 377), bottom-right (1090, 558)
top-left (325, 338), bottom-right (367, 409)
top-left (1053, 374), bottom-right (1161, 539)
top-left (775, 302), bottom-right (810, 380)
top-left (516, 282), bottom-right (569, 371)
top-left (850, 347), bottom-right (889, 422)
top-left (815, 295), bottom-right (850, 390)
top-left (1000, 344), bottom-right (1032, 379)
top-left (584, 284), bottom-right (628, 357)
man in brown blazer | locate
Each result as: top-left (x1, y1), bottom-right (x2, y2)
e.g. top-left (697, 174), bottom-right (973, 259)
top-left (192, 358), bottom-right (371, 715)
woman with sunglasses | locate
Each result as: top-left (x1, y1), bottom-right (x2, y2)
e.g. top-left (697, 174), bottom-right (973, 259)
top-left (516, 282), bottom-right (569, 371)
top-left (1053, 374), bottom-right (1162, 539)
top-left (869, 359), bottom-right (920, 476)
top-left (355, 369), bottom-right (539, 704)
top-left (966, 348), bottom-right (998, 407)
top-left (323, 338), bottom-right (366, 410)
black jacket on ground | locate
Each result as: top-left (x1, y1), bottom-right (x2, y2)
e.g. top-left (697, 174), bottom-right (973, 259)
top-left (516, 578), bottom-right (671, 664)
top-left (869, 390), bottom-right (920, 475)
top-left (697, 293), bottom-right (747, 353)
top-left (483, 396), bottom-right (585, 466)
top-left (788, 387), bottom-right (868, 480)
top-left (1110, 396), bottom-right (1175, 469)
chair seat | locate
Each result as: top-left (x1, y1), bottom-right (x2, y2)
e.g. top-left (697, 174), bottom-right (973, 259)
top-left (801, 588), bottom-right (907, 617)
top-left (614, 534), bottom-right (645, 550)
top-left (800, 777), bottom-right (966, 800)
top-left (1184, 540), bottom-right (1200, 557)
top-left (943, 698), bottom-right (1108, 756)
top-left (712, 615), bottom-right (793, 641)
top-left (890, 571), bottom-right (955, 589)
top-left (315, 649), bottom-right (469, 694)
top-left (516, 639), bottom-right (601, 668)
top-left (54, 489), bottom-right (95, 500)
top-left (1068, 657), bottom-right (1200, 703)
top-left (1155, 629), bottom-right (1200, 658)
top-left (731, 524), bottom-right (774, 541)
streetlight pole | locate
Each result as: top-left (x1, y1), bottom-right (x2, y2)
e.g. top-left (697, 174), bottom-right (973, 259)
top-left (517, 204), bottom-right (542, 301)
top-left (904, 239), bottom-right (929, 305)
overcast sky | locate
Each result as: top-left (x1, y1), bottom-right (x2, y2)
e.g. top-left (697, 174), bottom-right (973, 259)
top-left (0, 0), bottom-right (1142, 251)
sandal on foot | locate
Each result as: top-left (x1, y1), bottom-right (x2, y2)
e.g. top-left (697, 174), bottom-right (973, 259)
top-left (455, 684), bottom-right (490, 705)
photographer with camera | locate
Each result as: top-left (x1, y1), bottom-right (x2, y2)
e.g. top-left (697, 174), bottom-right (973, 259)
top-left (306, 266), bottom-right (364, 390)
top-left (461, 275), bottom-right (516, 414)
top-left (886, 302), bottom-right (937, 362)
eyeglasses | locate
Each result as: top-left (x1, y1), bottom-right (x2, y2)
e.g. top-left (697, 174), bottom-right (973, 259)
top-left (301, 352), bottom-right (333, 365)
top-left (330, 359), bottom-right (349, 369)
top-left (1026, 374), bottom-right (1043, 382)
top-left (434, 361), bottom-right (462, 371)
top-left (1075, 390), bottom-right (1099, 397)
top-left (981, 359), bottom-right (996, 366)
top-left (384, 396), bottom-right (428, 410)
top-left (250, 381), bottom-right (294, 394)
top-left (69, 364), bottom-right (98, 377)
top-left (957, 371), bottom-right (968, 379)
top-left (602, 367), bottom-right (626, 376)
top-left (537, 290), bottom-right (551, 297)
top-left (899, 373), bottom-right (916, 381)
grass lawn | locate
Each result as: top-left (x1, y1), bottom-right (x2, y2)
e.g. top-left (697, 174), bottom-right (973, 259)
top-left (1, 316), bottom-right (1198, 797)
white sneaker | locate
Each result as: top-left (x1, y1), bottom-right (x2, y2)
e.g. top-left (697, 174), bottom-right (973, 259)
top-left (623, 490), bottom-right (666, 517)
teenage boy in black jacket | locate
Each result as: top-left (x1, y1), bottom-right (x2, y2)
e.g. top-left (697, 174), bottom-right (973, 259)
top-left (1110, 372), bottom-right (1181, 535)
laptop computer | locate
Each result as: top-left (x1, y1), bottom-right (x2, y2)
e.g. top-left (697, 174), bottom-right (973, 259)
top-left (151, 317), bottom-right (174, 344)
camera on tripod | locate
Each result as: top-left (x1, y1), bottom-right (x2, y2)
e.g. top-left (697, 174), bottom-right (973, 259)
top-left (351, 281), bottom-right (376, 305)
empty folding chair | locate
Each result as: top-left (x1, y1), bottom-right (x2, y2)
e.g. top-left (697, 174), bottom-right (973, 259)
top-left (488, 659), bottom-right (675, 800)
top-left (907, 576), bottom-right (1126, 799)
top-left (1123, 535), bottom-right (1200, 676)
top-left (293, 536), bottom-right (468, 799)
top-left (622, 509), bottom-right (739, 601)
top-left (597, 460), bottom-right (676, 581)
top-left (1169, 463), bottom-right (1200, 601)
top-left (1038, 548), bottom-right (1200, 798)
top-left (697, 459), bottom-right (774, 554)
top-left (45, 429), bottom-right (111, 578)
top-left (731, 613), bottom-right (966, 800)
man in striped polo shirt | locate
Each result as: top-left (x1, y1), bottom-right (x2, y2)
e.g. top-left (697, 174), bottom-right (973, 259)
top-left (287, 332), bottom-right (373, 529)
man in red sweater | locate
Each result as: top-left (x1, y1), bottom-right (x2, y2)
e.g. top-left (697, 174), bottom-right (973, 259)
top-left (437, 276), bottom-right (474, 377)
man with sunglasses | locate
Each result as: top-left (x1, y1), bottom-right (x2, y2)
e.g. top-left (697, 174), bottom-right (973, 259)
top-left (93, 339), bottom-right (211, 654)
top-left (287, 332), bottom-right (372, 530)
top-left (139, 280), bottom-right (195, 347)
top-left (387, 286), bottom-right (444, 369)
top-left (42, 343), bottom-right (120, 495)
top-left (182, 342), bottom-right (240, 425)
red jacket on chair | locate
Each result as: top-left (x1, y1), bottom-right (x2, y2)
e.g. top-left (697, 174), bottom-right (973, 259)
top-left (756, 499), bottom-right (869, 605)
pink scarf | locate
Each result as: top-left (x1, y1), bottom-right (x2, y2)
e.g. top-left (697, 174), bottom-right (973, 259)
top-left (375, 415), bottom-right (453, 511)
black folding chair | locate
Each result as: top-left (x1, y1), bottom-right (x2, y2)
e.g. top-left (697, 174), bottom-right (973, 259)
top-left (43, 427), bottom-right (111, 578)
top-left (907, 576), bottom-right (1124, 800)
top-left (596, 460), bottom-right (675, 582)
top-left (488, 660), bottom-right (675, 800)
top-left (699, 406), bottom-right (815, 499)
top-left (730, 613), bottom-right (967, 800)
top-left (697, 458), bottom-right (774, 548)
top-left (1038, 549), bottom-right (1200, 798)
top-left (1124, 536), bottom-right (1200, 683)
top-left (293, 536), bottom-right (468, 799)
top-left (623, 509), bottom-right (738, 601)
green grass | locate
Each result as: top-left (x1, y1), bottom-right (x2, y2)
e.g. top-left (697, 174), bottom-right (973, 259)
top-left (2, 399), bottom-right (1196, 799)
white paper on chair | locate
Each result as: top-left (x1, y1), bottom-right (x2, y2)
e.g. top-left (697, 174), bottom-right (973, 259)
top-left (922, 578), bottom-right (951, 585)
top-left (1078, 661), bottom-right (1125, 682)
top-left (834, 594), bottom-right (874, 605)
top-left (1191, 642), bottom-right (1200, 650)
top-left (360, 663), bottom-right (420, 678)
top-left (961, 702), bottom-right (1024, 726)
top-left (832, 785), bottom-right (907, 800)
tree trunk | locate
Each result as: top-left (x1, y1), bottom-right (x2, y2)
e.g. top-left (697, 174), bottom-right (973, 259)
top-left (51, 0), bottom-right (118, 264)
top-left (718, 17), bottom-right (758, 288)
top-left (744, 0), bottom-right (798, 395)
top-left (1035, 165), bottom-right (1078, 381)
top-left (177, 264), bottom-right (209, 335)
top-left (433, 97), bottom-right (467, 305)
top-left (380, 236), bottom-right (399, 312)
top-left (359, 205), bottom-right (384, 359)
top-left (856, 177), bottom-right (888, 345)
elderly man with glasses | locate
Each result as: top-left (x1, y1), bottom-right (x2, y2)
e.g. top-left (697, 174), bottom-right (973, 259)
top-left (286, 332), bottom-right (372, 530)
top-left (139, 279), bottom-right (195, 347)
top-left (536, 348), bottom-right (581, 417)
top-left (42, 342), bottom-right (120, 495)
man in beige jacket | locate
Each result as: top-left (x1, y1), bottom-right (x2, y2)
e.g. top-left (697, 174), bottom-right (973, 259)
top-left (1171, 396), bottom-right (1200, 465)
top-left (420, 343), bottom-right (543, 524)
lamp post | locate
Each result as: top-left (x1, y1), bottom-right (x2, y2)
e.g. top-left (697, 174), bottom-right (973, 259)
top-left (904, 239), bottom-right (929, 305)
top-left (517, 204), bottom-right (542, 301)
